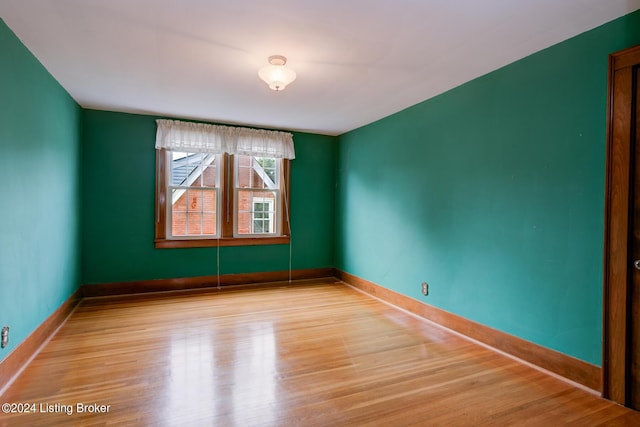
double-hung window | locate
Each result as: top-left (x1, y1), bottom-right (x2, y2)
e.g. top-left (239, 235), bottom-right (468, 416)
top-left (154, 120), bottom-right (293, 248)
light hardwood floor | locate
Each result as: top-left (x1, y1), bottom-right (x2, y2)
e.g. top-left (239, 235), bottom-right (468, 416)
top-left (1, 279), bottom-right (639, 426)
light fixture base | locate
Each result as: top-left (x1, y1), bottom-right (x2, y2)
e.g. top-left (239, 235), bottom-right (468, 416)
top-left (268, 55), bottom-right (287, 66)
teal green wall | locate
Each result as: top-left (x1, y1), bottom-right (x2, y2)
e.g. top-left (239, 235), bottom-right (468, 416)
top-left (336, 11), bottom-right (640, 365)
top-left (81, 110), bottom-right (336, 284)
top-left (0, 20), bottom-right (81, 361)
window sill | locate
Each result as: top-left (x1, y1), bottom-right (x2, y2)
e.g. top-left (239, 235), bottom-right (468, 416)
top-left (154, 236), bottom-right (290, 249)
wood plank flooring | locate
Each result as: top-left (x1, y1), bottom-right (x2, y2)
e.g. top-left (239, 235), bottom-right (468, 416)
top-left (1, 279), bottom-right (639, 426)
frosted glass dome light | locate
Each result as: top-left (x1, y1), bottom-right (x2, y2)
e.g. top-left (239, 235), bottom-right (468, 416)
top-left (258, 55), bottom-right (296, 91)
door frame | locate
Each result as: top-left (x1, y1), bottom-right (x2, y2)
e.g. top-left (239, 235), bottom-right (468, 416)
top-left (602, 44), bottom-right (640, 405)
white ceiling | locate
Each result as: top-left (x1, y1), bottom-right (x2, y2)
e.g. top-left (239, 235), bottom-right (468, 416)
top-left (2, 1), bottom-right (639, 136)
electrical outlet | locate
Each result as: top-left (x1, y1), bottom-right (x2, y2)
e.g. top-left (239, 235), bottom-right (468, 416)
top-left (1, 326), bottom-right (8, 348)
top-left (421, 282), bottom-right (429, 296)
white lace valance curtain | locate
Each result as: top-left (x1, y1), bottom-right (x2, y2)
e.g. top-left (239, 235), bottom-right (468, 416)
top-left (155, 119), bottom-right (295, 159)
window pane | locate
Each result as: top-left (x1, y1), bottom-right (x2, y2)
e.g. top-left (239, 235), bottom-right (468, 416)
top-left (256, 157), bottom-right (277, 187)
top-left (172, 189), bottom-right (187, 212)
top-left (254, 202), bottom-right (268, 213)
top-left (253, 219), bottom-right (265, 233)
top-left (172, 212), bottom-right (187, 236)
top-left (186, 189), bottom-right (201, 212)
top-left (202, 163), bottom-right (217, 187)
top-left (190, 174), bottom-right (202, 187)
top-left (203, 190), bottom-right (216, 213)
top-left (202, 190), bottom-right (217, 235)
top-left (237, 162), bottom-right (251, 188)
top-left (238, 155), bottom-right (252, 167)
top-left (237, 212), bottom-right (251, 235)
top-left (188, 213), bottom-right (203, 234)
top-left (171, 152), bottom-right (193, 186)
top-left (203, 213), bottom-right (216, 234)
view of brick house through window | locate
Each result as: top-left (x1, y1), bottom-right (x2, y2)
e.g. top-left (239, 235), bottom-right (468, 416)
top-left (170, 152), bottom-right (219, 237)
top-left (236, 156), bottom-right (279, 235)
top-left (168, 152), bottom-right (281, 237)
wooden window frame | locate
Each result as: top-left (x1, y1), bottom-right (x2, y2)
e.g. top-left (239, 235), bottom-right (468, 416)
top-left (155, 150), bottom-right (290, 248)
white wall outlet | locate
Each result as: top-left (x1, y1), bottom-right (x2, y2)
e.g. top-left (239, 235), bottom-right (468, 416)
top-left (1, 326), bottom-right (8, 348)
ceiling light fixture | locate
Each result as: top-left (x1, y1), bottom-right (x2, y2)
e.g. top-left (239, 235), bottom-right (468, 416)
top-left (258, 55), bottom-right (296, 91)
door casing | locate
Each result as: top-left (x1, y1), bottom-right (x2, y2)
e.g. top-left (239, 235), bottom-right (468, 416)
top-left (602, 43), bottom-right (640, 407)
